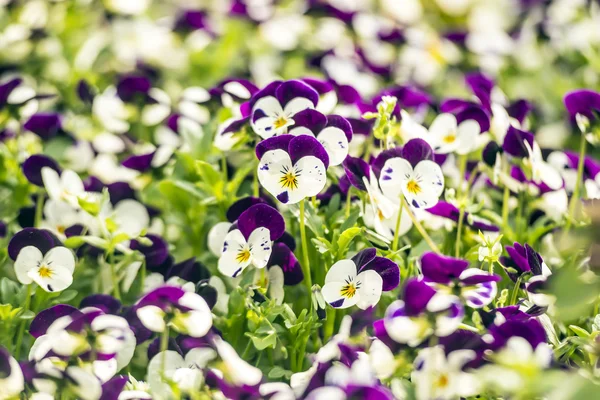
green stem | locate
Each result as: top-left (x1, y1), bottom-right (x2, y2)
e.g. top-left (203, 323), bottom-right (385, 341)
top-left (501, 155), bottom-right (511, 229)
top-left (253, 165), bottom-right (259, 197)
top-left (457, 154), bottom-right (467, 199)
top-left (14, 284), bottom-right (32, 359)
top-left (455, 206), bottom-right (466, 258)
top-left (566, 134), bottom-right (587, 232)
top-left (324, 307), bottom-right (336, 342)
top-left (298, 199), bottom-right (312, 293)
top-left (510, 275), bottom-right (523, 305)
top-left (391, 197), bottom-right (405, 252)
top-left (401, 196), bottom-right (441, 254)
top-left (34, 190), bottom-right (44, 227)
top-left (109, 251), bottom-right (121, 300)
top-left (345, 187), bottom-right (352, 218)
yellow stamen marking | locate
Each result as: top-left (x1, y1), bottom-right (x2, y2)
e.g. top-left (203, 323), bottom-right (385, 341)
top-left (236, 249), bottom-right (251, 263)
top-left (340, 283), bottom-right (357, 298)
top-left (273, 116), bottom-right (288, 129)
top-left (279, 171), bottom-right (299, 189)
top-left (57, 225), bottom-right (66, 234)
top-left (443, 134), bottom-right (457, 144)
top-left (38, 265), bottom-right (53, 278)
top-left (435, 374), bottom-right (449, 388)
top-left (406, 179), bottom-right (421, 195)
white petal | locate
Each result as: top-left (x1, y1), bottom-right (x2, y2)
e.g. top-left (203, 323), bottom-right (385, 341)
top-left (218, 229), bottom-right (251, 278)
top-left (248, 227), bottom-right (272, 269)
top-left (183, 87), bottom-right (211, 103)
top-left (151, 145), bottom-right (175, 168)
top-left (43, 247), bottom-right (75, 273)
top-left (29, 263), bottom-right (73, 292)
top-left (257, 149), bottom-right (294, 203)
top-left (223, 82), bottom-right (252, 99)
top-left (136, 305), bottom-right (166, 332)
top-left (355, 270), bottom-right (383, 309)
top-left (325, 259), bottom-right (358, 284)
top-left (455, 120), bottom-right (480, 155)
top-left (41, 167), bottom-right (62, 201)
top-left (322, 281), bottom-right (359, 308)
top-left (147, 351), bottom-right (184, 398)
top-left (379, 157), bottom-right (413, 201)
top-left (92, 132), bottom-right (126, 153)
top-left (113, 199), bottom-right (150, 238)
top-left (538, 163), bottom-right (563, 191)
top-left (405, 160), bottom-right (445, 209)
top-left (208, 222), bottom-right (233, 257)
top-left (142, 104), bottom-right (171, 126)
top-left (14, 246), bottom-right (42, 284)
top-left (268, 266), bottom-right (285, 305)
top-left (283, 97), bottom-right (314, 116)
top-left (317, 126), bottom-right (349, 166)
top-left (429, 113), bottom-right (457, 139)
top-left (213, 336), bottom-right (263, 386)
top-left (66, 367), bottom-right (102, 400)
top-left (293, 156), bottom-right (327, 202)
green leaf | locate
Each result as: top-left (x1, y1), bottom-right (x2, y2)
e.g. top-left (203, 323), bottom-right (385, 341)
top-left (52, 290), bottom-right (78, 304)
top-left (247, 331), bottom-right (277, 350)
top-left (268, 366), bottom-right (293, 379)
top-left (569, 325), bottom-right (591, 338)
top-left (195, 160), bottom-right (222, 188)
top-left (336, 227), bottom-right (362, 259)
top-left (339, 208), bottom-right (361, 232)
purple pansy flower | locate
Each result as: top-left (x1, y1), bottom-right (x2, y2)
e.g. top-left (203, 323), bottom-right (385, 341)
top-left (23, 113), bottom-right (62, 140)
top-left (256, 134), bottom-right (329, 204)
top-left (426, 201), bottom-right (500, 232)
top-left (420, 252), bottom-right (500, 308)
top-left (217, 204), bottom-right (285, 278)
top-left (250, 80), bottom-right (319, 139)
top-left (563, 89), bottom-right (600, 121)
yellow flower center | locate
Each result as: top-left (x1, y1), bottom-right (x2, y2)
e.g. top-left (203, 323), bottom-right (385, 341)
top-left (236, 249), bottom-right (251, 263)
top-left (273, 116), bottom-right (288, 129)
top-left (427, 41), bottom-right (445, 64)
top-left (38, 265), bottom-right (53, 278)
top-left (443, 134), bottom-right (457, 144)
top-left (435, 374), bottom-right (449, 388)
top-left (57, 225), bottom-right (66, 234)
top-left (340, 283), bottom-right (357, 298)
top-left (406, 179), bottom-right (421, 195)
top-left (279, 171), bottom-right (299, 190)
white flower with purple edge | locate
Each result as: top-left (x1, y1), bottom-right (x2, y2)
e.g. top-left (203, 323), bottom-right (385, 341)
top-left (257, 134), bottom-right (329, 204)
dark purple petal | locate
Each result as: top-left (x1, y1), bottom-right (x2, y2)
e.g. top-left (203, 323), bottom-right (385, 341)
top-left (348, 118), bottom-right (373, 136)
top-left (23, 113), bottom-right (62, 140)
top-left (0, 221), bottom-right (6, 238)
top-left (301, 78), bottom-right (334, 95)
top-left (372, 147), bottom-right (403, 179)
top-left (107, 182), bottom-right (136, 205)
top-left (117, 75), bottom-right (151, 102)
top-left (80, 295), bottom-right (122, 314)
top-left (226, 196), bottom-right (272, 222)
top-left (147, 337), bottom-right (182, 361)
top-left (22, 155), bottom-right (60, 187)
top-left (456, 106), bottom-right (490, 133)
top-left (137, 286), bottom-right (186, 309)
top-left (325, 115), bottom-right (353, 142)
top-left (268, 242), bottom-right (303, 285)
top-left (174, 10), bottom-right (209, 32)
top-left (0, 78), bottom-right (22, 109)
top-left (255, 135), bottom-right (293, 160)
top-left (502, 126), bottom-right (534, 158)
top-left (237, 204), bottom-right (285, 241)
top-left (403, 279), bottom-right (436, 316)
top-left (249, 81), bottom-right (281, 110)
top-left (465, 72), bottom-right (494, 110)
top-left (122, 152), bottom-right (155, 172)
top-left (482, 141), bottom-right (502, 167)
top-left (489, 318), bottom-right (546, 350)
top-left (421, 252), bottom-right (468, 284)
top-left (461, 273), bottom-right (501, 285)
top-left (167, 257), bottom-right (211, 283)
top-left (361, 256), bottom-right (399, 291)
top-left (221, 116), bottom-right (249, 135)
top-left (343, 156), bottom-right (371, 191)
top-left (100, 375), bottom-right (128, 400)
top-left (507, 99), bottom-right (533, 124)
top-left (0, 347), bottom-right (12, 378)
top-left (346, 385), bottom-right (394, 400)
top-left (288, 135), bottom-right (329, 169)
top-left (525, 244), bottom-right (544, 276)
top-left (290, 109), bottom-right (327, 133)
top-left (352, 248), bottom-right (377, 270)
top-left (8, 228), bottom-right (61, 260)
top-left (564, 89), bottom-right (600, 120)
top-left (275, 80), bottom-right (319, 108)
top-left (401, 138), bottom-right (434, 168)
top-left (440, 98), bottom-right (475, 114)
top-left (130, 235), bottom-right (169, 271)
top-left (505, 243), bottom-right (530, 275)
top-left (275, 231), bottom-right (296, 251)
top-left (77, 80), bottom-right (95, 104)
top-left (30, 304), bottom-right (79, 338)
top-left (85, 176), bottom-right (105, 192)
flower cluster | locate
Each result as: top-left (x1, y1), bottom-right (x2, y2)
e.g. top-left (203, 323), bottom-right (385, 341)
top-left (0, 0), bottom-right (600, 399)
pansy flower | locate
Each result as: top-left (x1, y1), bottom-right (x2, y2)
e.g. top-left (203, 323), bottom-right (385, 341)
top-left (0, 346), bottom-right (25, 398)
top-left (217, 203), bottom-right (285, 277)
top-left (250, 80), bottom-right (319, 138)
top-left (503, 242), bottom-right (551, 282)
top-left (427, 113), bottom-right (481, 155)
top-left (420, 252), bottom-right (500, 308)
top-left (10, 228), bottom-right (75, 293)
top-left (136, 286), bottom-right (213, 338)
top-left (322, 248), bottom-right (399, 309)
top-left (41, 167), bottom-right (86, 208)
top-left (288, 109), bottom-right (353, 166)
top-left (564, 89), bottom-right (600, 142)
top-left (379, 139), bottom-right (445, 209)
top-left (376, 279), bottom-right (464, 347)
top-left (256, 135), bottom-right (329, 204)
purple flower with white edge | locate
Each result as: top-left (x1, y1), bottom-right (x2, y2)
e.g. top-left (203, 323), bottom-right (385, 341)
top-left (426, 201), bottom-right (499, 232)
top-left (288, 109), bottom-right (353, 166)
top-left (217, 203), bottom-right (285, 278)
top-left (0, 346), bottom-right (25, 398)
top-left (322, 248), bottom-right (399, 309)
top-left (379, 139), bottom-right (445, 209)
top-left (256, 135), bottom-right (329, 204)
top-left (420, 252), bottom-right (500, 308)
top-left (250, 80), bottom-right (319, 139)
top-left (135, 286), bottom-right (213, 338)
top-left (378, 279), bottom-right (464, 346)
top-left (564, 89), bottom-right (600, 140)
top-left (10, 228), bottom-right (75, 292)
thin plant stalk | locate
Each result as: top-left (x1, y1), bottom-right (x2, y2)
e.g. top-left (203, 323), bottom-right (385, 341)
top-left (401, 196), bottom-right (441, 254)
top-left (565, 134), bottom-right (587, 232)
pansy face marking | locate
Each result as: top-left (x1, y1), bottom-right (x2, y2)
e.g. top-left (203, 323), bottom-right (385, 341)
top-left (279, 165), bottom-right (300, 190)
top-left (340, 275), bottom-right (360, 299)
top-left (322, 259), bottom-right (383, 310)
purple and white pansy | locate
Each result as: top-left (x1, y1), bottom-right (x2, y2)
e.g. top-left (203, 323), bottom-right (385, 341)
top-left (217, 203), bottom-right (285, 278)
top-left (322, 248), bottom-right (399, 309)
top-left (376, 279), bottom-right (464, 347)
top-left (420, 252), bottom-right (500, 308)
top-left (256, 134), bottom-right (329, 204)
top-left (250, 80), bottom-right (320, 139)
top-left (287, 109), bottom-right (353, 166)
top-left (379, 139), bottom-right (445, 209)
